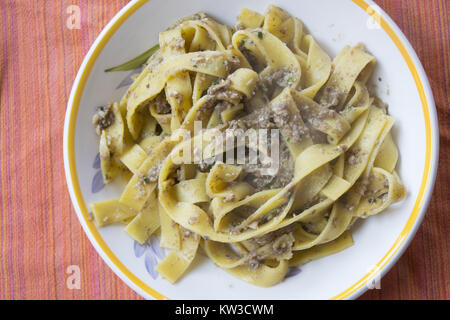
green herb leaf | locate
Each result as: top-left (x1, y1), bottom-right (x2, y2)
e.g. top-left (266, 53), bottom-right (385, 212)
top-left (211, 80), bottom-right (219, 86)
top-left (239, 39), bottom-right (246, 46)
top-left (105, 44), bottom-right (160, 72)
top-left (258, 31), bottom-right (263, 39)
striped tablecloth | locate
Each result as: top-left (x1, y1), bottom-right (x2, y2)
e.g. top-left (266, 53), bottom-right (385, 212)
top-left (0, 0), bottom-right (448, 300)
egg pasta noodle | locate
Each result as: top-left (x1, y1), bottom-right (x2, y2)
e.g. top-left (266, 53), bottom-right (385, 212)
top-left (91, 5), bottom-right (406, 286)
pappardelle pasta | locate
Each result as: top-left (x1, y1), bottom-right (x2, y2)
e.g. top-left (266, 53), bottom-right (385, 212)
top-left (91, 5), bottom-right (406, 287)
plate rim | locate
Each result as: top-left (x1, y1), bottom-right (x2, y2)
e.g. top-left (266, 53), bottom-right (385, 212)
top-left (63, 0), bottom-right (440, 300)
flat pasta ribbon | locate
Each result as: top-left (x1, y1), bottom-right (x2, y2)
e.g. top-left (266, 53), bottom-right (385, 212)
top-left (90, 5), bottom-right (406, 287)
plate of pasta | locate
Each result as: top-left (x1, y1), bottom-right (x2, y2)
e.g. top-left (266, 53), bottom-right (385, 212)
top-left (64, 0), bottom-right (438, 299)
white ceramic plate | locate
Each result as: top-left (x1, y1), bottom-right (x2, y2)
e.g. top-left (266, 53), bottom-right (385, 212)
top-left (63, 0), bottom-right (439, 300)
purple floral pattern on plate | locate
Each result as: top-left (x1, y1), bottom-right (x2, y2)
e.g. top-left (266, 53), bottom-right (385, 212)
top-left (92, 152), bottom-right (101, 169)
top-left (116, 67), bottom-right (143, 89)
top-left (144, 252), bottom-right (159, 280)
top-left (285, 267), bottom-right (302, 278)
top-left (133, 240), bottom-right (147, 258)
top-left (91, 153), bottom-right (105, 193)
top-left (91, 170), bottom-right (105, 193)
top-left (133, 235), bottom-right (166, 280)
